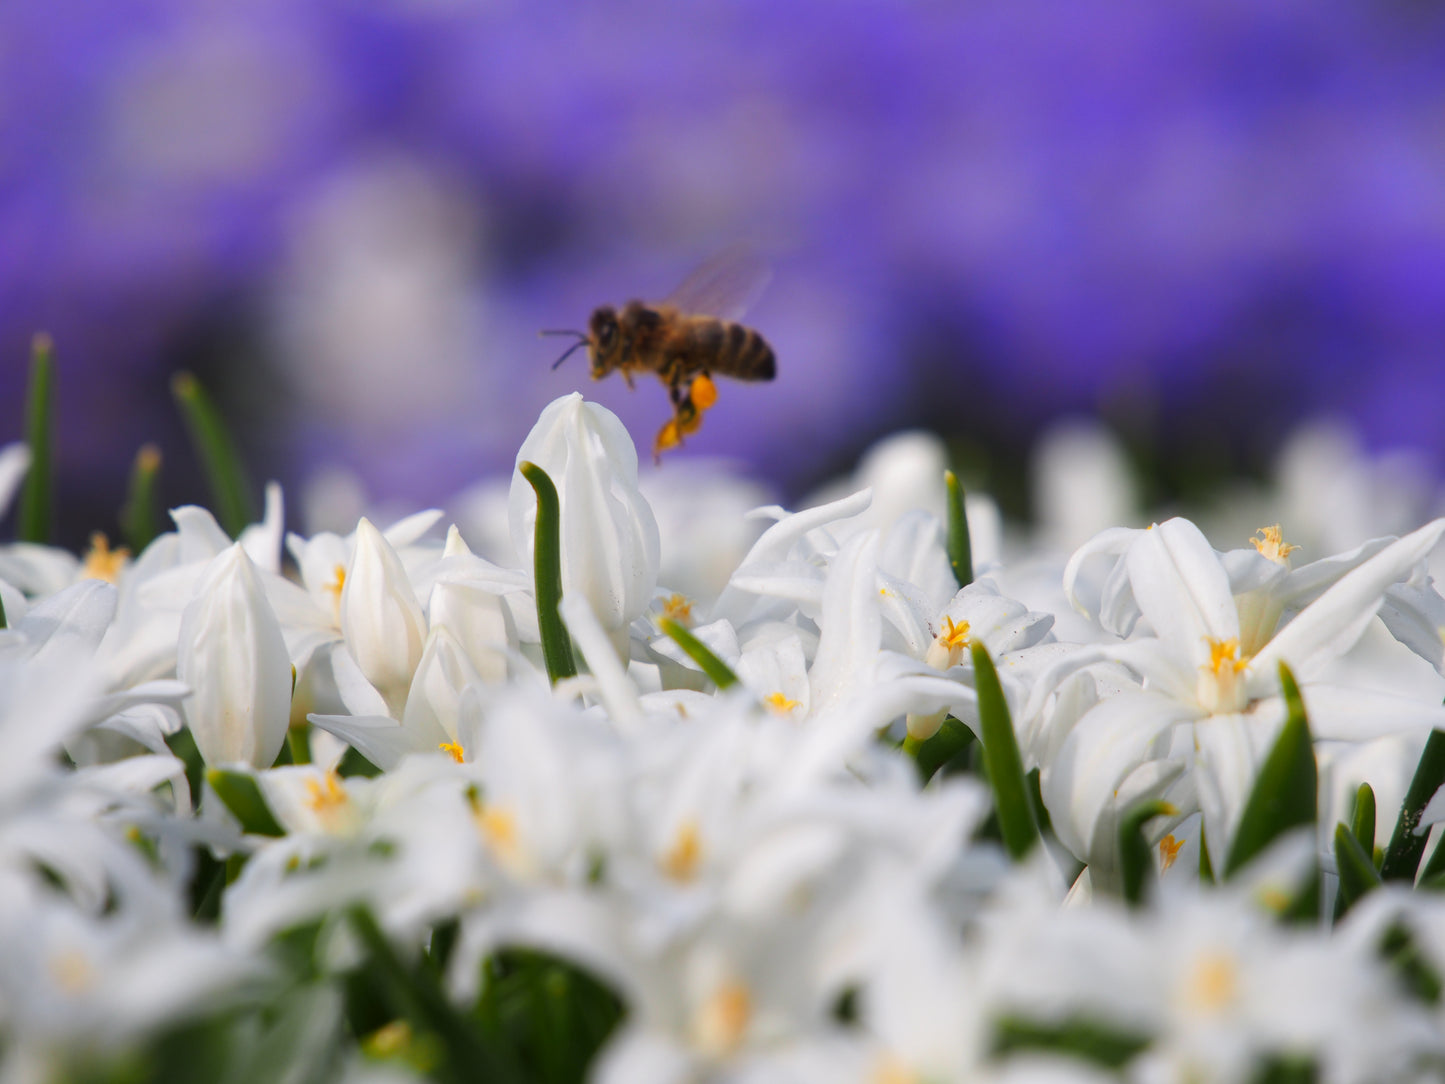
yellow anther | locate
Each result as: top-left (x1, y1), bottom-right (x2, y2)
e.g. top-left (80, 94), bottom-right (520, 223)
top-left (940, 615), bottom-right (971, 650)
top-left (305, 771), bottom-right (348, 813)
top-left (1158, 833), bottom-right (1184, 873)
top-left (661, 819), bottom-right (703, 882)
top-left (362, 1020), bottom-right (414, 1059)
top-left (1206, 638), bottom-right (1247, 675)
top-left (324, 563), bottom-right (347, 623)
top-left (765, 691), bottom-right (800, 715)
top-left (81, 532), bottom-right (130, 583)
top-left (1256, 886), bottom-right (1291, 915)
top-left (872, 1056), bottom-right (920, 1084)
top-left (1251, 524), bottom-right (1299, 565)
top-left (474, 803), bottom-right (520, 865)
top-left (690, 373), bottom-right (718, 411)
top-left (661, 593), bottom-right (694, 627)
top-left (1183, 952), bottom-right (1238, 1014)
top-left (439, 741), bottom-right (465, 763)
top-left (693, 979), bottom-right (751, 1057)
top-left (50, 949), bottom-right (94, 994)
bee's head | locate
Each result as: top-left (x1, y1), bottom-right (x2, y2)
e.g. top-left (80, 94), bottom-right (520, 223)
top-left (587, 306), bottom-right (622, 378)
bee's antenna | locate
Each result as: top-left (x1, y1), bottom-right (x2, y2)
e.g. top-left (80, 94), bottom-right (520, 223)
top-left (539, 330), bottom-right (589, 370)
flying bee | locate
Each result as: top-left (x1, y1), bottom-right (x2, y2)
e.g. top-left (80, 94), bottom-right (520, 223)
top-left (543, 246), bottom-right (776, 459)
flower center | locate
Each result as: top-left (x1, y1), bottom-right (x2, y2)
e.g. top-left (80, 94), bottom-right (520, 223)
top-left (662, 819), bottom-right (703, 882)
top-left (50, 949), bottom-right (94, 994)
top-left (1158, 833), bottom-right (1184, 873)
top-left (439, 741), bottom-right (465, 763)
top-left (81, 532), bottom-right (130, 583)
top-left (925, 616), bottom-right (971, 670)
top-left (692, 979), bottom-right (751, 1057)
top-left (305, 772), bottom-right (357, 832)
top-left (764, 691), bottom-right (800, 715)
top-left (660, 593), bottom-right (694, 627)
top-left (324, 563), bottom-right (346, 622)
top-left (1197, 637), bottom-right (1249, 714)
top-left (1183, 951), bottom-right (1238, 1015)
top-left (1251, 524), bottom-right (1298, 565)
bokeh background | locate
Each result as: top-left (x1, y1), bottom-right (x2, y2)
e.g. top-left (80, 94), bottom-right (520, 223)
top-left (7, 0), bottom-right (1445, 547)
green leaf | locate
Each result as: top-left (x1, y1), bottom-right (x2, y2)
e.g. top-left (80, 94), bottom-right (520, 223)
top-left (518, 461), bottom-right (577, 685)
top-left (350, 907), bottom-right (523, 1084)
top-left (971, 641), bottom-right (1039, 861)
top-left (205, 768), bottom-right (285, 837)
top-left (171, 371), bottom-right (255, 538)
top-left (992, 1015), bottom-right (1150, 1070)
top-left (1118, 799), bottom-right (1178, 907)
top-left (0, 589), bottom-right (7, 631)
top-left (1224, 662), bottom-right (1316, 878)
top-left (1333, 823), bottom-right (1382, 917)
top-left (945, 469), bottom-right (973, 589)
top-left (1350, 782), bottom-right (1376, 860)
top-left (1381, 728), bottom-right (1445, 882)
top-left (18, 333), bottom-right (55, 544)
top-left (658, 617), bottom-right (739, 689)
top-left (908, 714), bottom-right (976, 783)
top-left (119, 443), bottom-right (163, 553)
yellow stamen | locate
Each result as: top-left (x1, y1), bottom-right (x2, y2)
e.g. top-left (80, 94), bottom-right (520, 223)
top-left (303, 771), bottom-right (356, 833)
top-left (661, 593), bottom-right (694, 627)
top-left (661, 819), bottom-right (703, 882)
top-left (1183, 952), bottom-right (1238, 1014)
top-left (362, 1020), bottom-right (414, 1059)
top-left (940, 615), bottom-right (971, 650)
top-left (439, 741), bottom-right (465, 763)
top-left (692, 979), bottom-right (750, 1056)
top-left (925, 615), bottom-right (972, 671)
top-left (1158, 833), bottom-right (1184, 873)
top-left (764, 691), bottom-right (800, 715)
top-left (50, 949), bottom-right (94, 994)
top-left (690, 373), bottom-right (718, 411)
top-left (81, 532), bottom-right (130, 583)
top-left (872, 1056), bottom-right (920, 1084)
top-left (1207, 638), bottom-right (1247, 675)
top-left (475, 803), bottom-right (520, 864)
top-left (1198, 637), bottom-right (1250, 714)
top-left (1256, 886), bottom-right (1291, 914)
top-left (1251, 524), bottom-right (1299, 565)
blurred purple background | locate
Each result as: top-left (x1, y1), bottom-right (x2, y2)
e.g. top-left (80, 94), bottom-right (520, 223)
top-left (6, 0), bottom-right (1445, 544)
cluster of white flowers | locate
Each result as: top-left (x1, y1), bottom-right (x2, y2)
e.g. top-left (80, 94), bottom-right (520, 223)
top-left (4, 399), bottom-right (1445, 1083)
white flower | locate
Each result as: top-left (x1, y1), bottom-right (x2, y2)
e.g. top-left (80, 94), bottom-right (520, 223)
top-left (509, 393), bottom-right (660, 653)
top-left (1044, 516), bottom-right (1445, 876)
top-left (339, 518), bottom-right (428, 714)
top-left (177, 543), bottom-right (293, 768)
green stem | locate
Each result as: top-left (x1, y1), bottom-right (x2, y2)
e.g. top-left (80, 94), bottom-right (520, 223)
top-left (171, 371), bottom-right (255, 537)
top-left (659, 617), bottom-right (739, 689)
top-left (18, 333), bottom-right (55, 544)
top-left (518, 461), bottom-right (577, 684)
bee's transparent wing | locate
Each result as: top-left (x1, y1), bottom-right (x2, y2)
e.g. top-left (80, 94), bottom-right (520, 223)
top-left (663, 244), bottom-right (773, 322)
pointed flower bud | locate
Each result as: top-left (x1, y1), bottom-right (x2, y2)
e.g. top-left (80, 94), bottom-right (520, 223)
top-left (340, 517), bottom-right (428, 713)
top-left (509, 394), bottom-right (660, 648)
top-left (177, 543), bottom-right (292, 768)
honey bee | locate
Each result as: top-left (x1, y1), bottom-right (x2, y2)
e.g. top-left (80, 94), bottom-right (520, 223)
top-left (544, 246), bottom-right (776, 459)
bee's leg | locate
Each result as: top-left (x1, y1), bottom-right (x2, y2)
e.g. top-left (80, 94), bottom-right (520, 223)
top-left (623, 370), bottom-right (635, 391)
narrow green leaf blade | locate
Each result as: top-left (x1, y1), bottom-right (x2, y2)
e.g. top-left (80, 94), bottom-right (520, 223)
top-left (18, 333), bottom-right (55, 544)
top-left (970, 640), bottom-right (1038, 861)
top-left (518, 461), bottom-right (577, 684)
top-left (659, 617), bottom-right (739, 689)
top-left (1118, 799), bottom-right (1178, 907)
top-left (205, 768), bottom-right (285, 837)
top-left (1224, 662), bottom-right (1316, 878)
top-left (945, 469), bottom-right (973, 589)
top-left (171, 371), bottom-right (255, 537)
top-left (1334, 822), bottom-right (1382, 916)
top-left (1381, 728), bottom-right (1445, 882)
top-left (1350, 782), bottom-right (1376, 861)
top-left (120, 443), bottom-right (163, 553)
